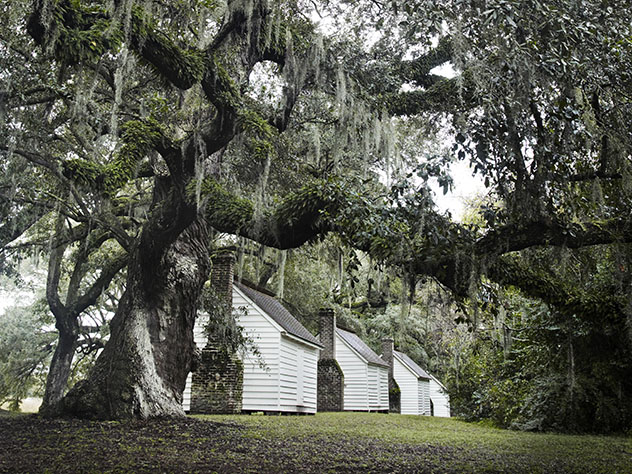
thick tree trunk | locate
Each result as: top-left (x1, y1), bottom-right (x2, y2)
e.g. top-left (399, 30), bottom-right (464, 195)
top-left (39, 329), bottom-right (78, 416)
top-left (61, 219), bottom-right (211, 419)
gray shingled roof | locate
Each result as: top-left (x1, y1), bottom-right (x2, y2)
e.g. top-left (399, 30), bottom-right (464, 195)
top-left (428, 372), bottom-right (448, 392)
top-left (394, 350), bottom-right (430, 380)
top-left (235, 281), bottom-right (322, 348)
top-left (336, 328), bottom-right (389, 367)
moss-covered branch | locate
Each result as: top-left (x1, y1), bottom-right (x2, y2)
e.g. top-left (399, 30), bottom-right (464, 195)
top-left (384, 74), bottom-right (476, 116)
top-left (488, 255), bottom-right (627, 322)
top-left (27, 0), bottom-right (205, 90)
top-left (63, 119), bottom-right (162, 196)
top-left (129, 15), bottom-right (206, 89)
top-left (191, 178), bottom-right (344, 249)
top-left (475, 218), bottom-right (632, 256)
top-left (398, 36), bottom-right (453, 87)
top-left (194, 178), bottom-right (255, 233)
top-left (26, 0), bottom-right (124, 66)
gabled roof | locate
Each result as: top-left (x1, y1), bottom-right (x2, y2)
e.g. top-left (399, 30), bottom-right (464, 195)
top-left (235, 281), bottom-right (323, 348)
top-left (428, 372), bottom-right (448, 392)
top-left (336, 328), bottom-right (389, 368)
top-left (394, 350), bottom-right (430, 380)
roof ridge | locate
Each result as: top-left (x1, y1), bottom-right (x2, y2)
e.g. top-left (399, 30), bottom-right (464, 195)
top-left (235, 277), bottom-right (277, 298)
top-left (335, 324), bottom-right (357, 334)
top-left (234, 281), bottom-right (322, 348)
top-left (394, 350), bottom-right (430, 379)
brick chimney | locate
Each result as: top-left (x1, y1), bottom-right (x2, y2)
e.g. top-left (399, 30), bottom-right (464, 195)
top-left (318, 308), bottom-right (336, 360)
top-left (317, 307), bottom-right (344, 411)
top-left (210, 252), bottom-right (235, 314)
top-left (190, 250), bottom-right (243, 414)
top-left (382, 337), bottom-right (400, 413)
top-left (382, 338), bottom-right (394, 380)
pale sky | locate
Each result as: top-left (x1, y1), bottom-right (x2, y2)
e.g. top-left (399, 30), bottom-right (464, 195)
top-left (431, 160), bottom-right (487, 221)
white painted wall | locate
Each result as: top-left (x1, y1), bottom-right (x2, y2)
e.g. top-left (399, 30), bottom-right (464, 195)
top-left (418, 378), bottom-right (431, 415)
top-left (183, 372), bottom-right (193, 411)
top-left (429, 376), bottom-right (451, 417)
top-left (336, 334), bottom-right (368, 410)
top-left (278, 335), bottom-right (319, 413)
top-left (368, 364), bottom-right (379, 408)
top-left (184, 284), bottom-right (319, 413)
top-left (367, 364), bottom-right (389, 411)
top-left (393, 355), bottom-right (420, 415)
top-left (233, 286), bottom-right (282, 412)
top-left (336, 334), bottom-right (389, 411)
top-left (378, 366), bottom-right (389, 410)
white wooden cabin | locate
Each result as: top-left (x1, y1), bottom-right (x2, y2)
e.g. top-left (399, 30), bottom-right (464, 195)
top-left (428, 372), bottom-right (451, 417)
top-left (392, 350), bottom-right (431, 415)
top-left (335, 328), bottom-right (389, 411)
top-left (184, 280), bottom-right (322, 414)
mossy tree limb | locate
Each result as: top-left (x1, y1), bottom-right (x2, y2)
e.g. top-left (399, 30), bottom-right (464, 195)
top-left (488, 255), bottom-right (628, 322)
top-left (476, 218), bottom-right (632, 256)
top-left (198, 177), bottom-right (632, 323)
top-left (62, 119), bottom-right (164, 196)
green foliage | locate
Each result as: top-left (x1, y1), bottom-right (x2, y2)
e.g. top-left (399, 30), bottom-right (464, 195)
top-left (198, 280), bottom-right (247, 355)
top-left (237, 108), bottom-right (277, 162)
top-left (63, 118), bottom-right (162, 196)
top-left (446, 280), bottom-right (632, 433)
top-left (0, 300), bottom-right (55, 410)
top-left (130, 6), bottom-right (208, 88)
top-left (41, 1), bottom-right (124, 65)
top-left (195, 178), bottom-right (255, 230)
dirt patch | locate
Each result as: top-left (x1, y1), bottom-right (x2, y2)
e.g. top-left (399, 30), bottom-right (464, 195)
top-left (0, 414), bottom-right (604, 473)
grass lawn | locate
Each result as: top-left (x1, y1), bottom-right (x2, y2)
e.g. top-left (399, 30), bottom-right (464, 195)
top-left (1, 410), bottom-right (630, 473)
top-left (205, 412), bottom-right (632, 473)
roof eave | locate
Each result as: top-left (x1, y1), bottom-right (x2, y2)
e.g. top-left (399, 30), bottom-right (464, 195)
top-left (394, 352), bottom-right (430, 380)
top-left (281, 331), bottom-right (323, 350)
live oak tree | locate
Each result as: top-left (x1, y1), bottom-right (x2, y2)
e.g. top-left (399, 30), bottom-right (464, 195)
top-left (1, 0), bottom-right (630, 420)
top-left (10, 0), bottom-right (355, 418)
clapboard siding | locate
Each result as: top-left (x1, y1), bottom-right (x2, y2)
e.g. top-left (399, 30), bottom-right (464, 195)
top-left (367, 364), bottom-right (388, 411)
top-left (429, 375), bottom-right (450, 417)
top-left (336, 335), bottom-right (369, 410)
top-left (302, 348), bottom-right (318, 407)
top-left (421, 379), bottom-right (431, 415)
top-left (182, 372), bottom-right (193, 411)
top-left (233, 287), bottom-right (281, 412)
top-left (418, 379), bottom-right (425, 415)
top-left (394, 356), bottom-right (420, 415)
top-left (278, 336), bottom-right (319, 413)
top-left (368, 365), bottom-right (379, 408)
top-left (378, 368), bottom-right (389, 409)
top-left (185, 283), bottom-right (321, 414)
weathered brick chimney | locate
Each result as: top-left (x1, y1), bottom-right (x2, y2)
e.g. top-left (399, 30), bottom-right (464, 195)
top-left (190, 251), bottom-right (243, 414)
top-left (382, 338), bottom-right (394, 380)
top-left (382, 337), bottom-right (400, 413)
top-left (209, 252), bottom-right (234, 314)
top-left (318, 308), bottom-right (336, 360)
top-left (317, 307), bottom-right (344, 411)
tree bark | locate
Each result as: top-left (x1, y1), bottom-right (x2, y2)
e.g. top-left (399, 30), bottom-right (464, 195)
top-left (39, 328), bottom-right (78, 416)
top-left (61, 218), bottom-right (210, 419)
top-left (39, 210), bottom-right (128, 416)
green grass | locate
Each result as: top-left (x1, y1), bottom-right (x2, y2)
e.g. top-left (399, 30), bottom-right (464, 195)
top-left (1, 411), bottom-right (630, 473)
top-left (200, 412), bottom-right (632, 473)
